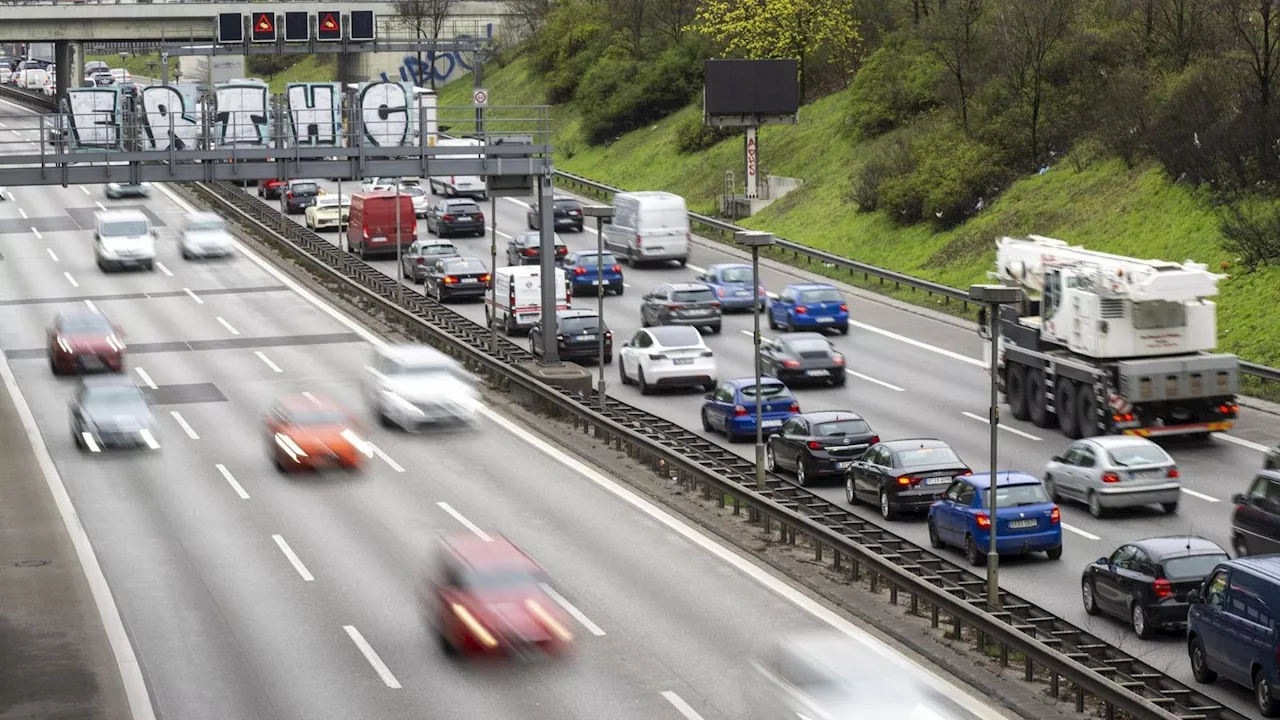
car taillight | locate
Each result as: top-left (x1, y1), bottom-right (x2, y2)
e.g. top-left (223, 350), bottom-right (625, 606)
top-left (415, 257), bottom-right (424, 265)
top-left (635, 234), bottom-right (643, 247)
top-left (839, 304), bottom-right (849, 312)
top-left (557, 247), bottom-right (567, 255)
top-left (976, 513), bottom-right (991, 529)
top-left (649, 353), bottom-right (668, 360)
top-left (573, 267), bottom-right (587, 275)
top-left (713, 286), bottom-right (725, 297)
top-left (1101, 472), bottom-right (1121, 483)
top-left (1153, 578), bottom-right (1173, 600)
top-left (286, 191), bottom-right (294, 199)
top-left (1167, 467), bottom-right (1180, 478)
top-left (444, 276), bottom-right (459, 284)
top-left (362, 227), bottom-right (369, 239)
top-left (787, 402), bottom-right (799, 413)
top-left (870, 435), bottom-right (880, 444)
top-left (523, 248), bottom-right (537, 256)
top-left (611, 265), bottom-right (621, 273)
top-left (476, 212), bottom-right (484, 222)
top-left (669, 304), bottom-right (686, 311)
top-left (1112, 413), bottom-right (1135, 422)
top-left (959, 469), bottom-right (973, 475)
top-left (711, 301), bottom-right (721, 309)
top-left (795, 306), bottom-right (808, 314)
top-left (807, 440), bottom-right (822, 450)
top-left (1218, 403), bottom-right (1239, 415)
top-left (556, 334), bottom-right (565, 343)
top-left (781, 360), bottom-right (800, 368)
top-left (733, 405), bottom-right (748, 417)
top-left (832, 354), bottom-right (845, 365)
top-left (442, 214), bottom-right (455, 221)
top-left (479, 274), bottom-right (491, 284)
top-left (897, 476), bottom-right (917, 486)
top-left (1050, 507), bottom-right (1061, 524)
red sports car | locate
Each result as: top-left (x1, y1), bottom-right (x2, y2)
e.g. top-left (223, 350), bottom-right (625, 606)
top-left (48, 309), bottom-right (126, 375)
top-left (266, 393), bottom-right (372, 473)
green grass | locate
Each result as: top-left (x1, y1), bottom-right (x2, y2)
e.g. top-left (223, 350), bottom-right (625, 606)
top-left (86, 53), bottom-right (162, 79)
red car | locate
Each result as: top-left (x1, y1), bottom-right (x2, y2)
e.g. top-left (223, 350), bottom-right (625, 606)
top-left (48, 309), bottom-right (126, 375)
top-left (257, 178), bottom-right (287, 200)
top-left (266, 393), bottom-right (372, 473)
top-left (428, 534), bottom-right (575, 660)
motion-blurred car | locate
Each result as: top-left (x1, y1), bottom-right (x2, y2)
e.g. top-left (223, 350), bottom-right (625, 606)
top-left (104, 182), bottom-right (149, 199)
top-left (95, 209), bottom-right (155, 272)
top-left (530, 309), bottom-right (612, 363)
top-left (71, 377), bottom-right (159, 452)
top-left (305, 194), bottom-right (350, 231)
top-left (423, 256), bottom-right (490, 303)
top-left (179, 211), bottom-right (235, 259)
top-left (766, 411), bottom-right (878, 487)
top-left (768, 283), bottom-right (850, 334)
top-left (258, 178), bottom-right (286, 200)
top-left (1229, 470), bottom-right (1280, 557)
top-left (426, 533), bottom-right (575, 660)
top-left (266, 393), bottom-right (372, 473)
top-left (760, 332), bottom-right (846, 387)
top-left (525, 196), bottom-right (584, 233)
top-left (617, 325), bottom-right (716, 394)
top-left (1267, 444), bottom-right (1279, 471)
top-left (365, 345), bottom-right (479, 430)
top-left (927, 471), bottom-right (1063, 565)
top-left (640, 282), bottom-right (722, 334)
top-left (399, 238), bottom-right (460, 283)
top-left (425, 197), bottom-right (485, 238)
top-left (283, 179), bottom-right (322, 214)
top-left (701, 377), bottom-right (799, 443)
top-left (846, 438), bottom-right (971, 518)
top-left (1083, 536), bottom-right (1228, 639)
top-left (560, 250), bottom-right (623, 296)
top-left (695, 263), bottom-right (767, 312)
top-left (506, 230), bottom-right (567, 266)
top-left (48, 308), bottom-right (126, 375)
top-left (1043, 436), bottom-right (1181, 518)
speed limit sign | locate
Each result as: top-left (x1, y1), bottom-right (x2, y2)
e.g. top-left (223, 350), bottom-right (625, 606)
top-left (473, 88), bottom-right (489, 107)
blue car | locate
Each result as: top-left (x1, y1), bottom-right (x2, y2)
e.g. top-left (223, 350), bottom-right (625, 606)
top-left (696, 263), bottom-right (766, 312)
top-left (927, 471), bottom-right (1063, 565)
top-left (561, 250), bottom-right (624, 296)
top-left (701, 377), bottom-right (799, 443)
top-left (769, 284), bottom-right (849, 334)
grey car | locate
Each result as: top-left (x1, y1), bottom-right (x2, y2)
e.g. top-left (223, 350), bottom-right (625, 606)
top-left (71, 376), bottom-right (159, 452)
top-left (640, 282), bottom-right (722, 334)
top-left (400, 239), bottom-right (460, 283)
top-left (105, 182), bottom-right (149, 199)
top-left (1044, 436), bottom-right (1182, 518)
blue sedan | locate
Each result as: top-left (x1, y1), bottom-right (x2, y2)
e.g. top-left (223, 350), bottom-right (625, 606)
top-left (768, 284), bottom-right (849, 334)
top-left (561, 250), bottom-right (624, 296)
top-left (927, 471), bottom-right (1063, 565)
top-left (696, 263), bottom-right (766, 311)
top-left (701, 377), bottom-right (799, 443)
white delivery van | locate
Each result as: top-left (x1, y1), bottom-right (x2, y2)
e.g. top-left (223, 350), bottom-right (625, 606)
top-left (17, 66), bottom-right (50, 92)
top-left (488, 265), bottom-right (570, 335)
top-left (601, 191), bottom-right (691, 267)
top-left (94, 209), bottom-right (156, 272)
top-left (429, 138), bottom-right (486, 199)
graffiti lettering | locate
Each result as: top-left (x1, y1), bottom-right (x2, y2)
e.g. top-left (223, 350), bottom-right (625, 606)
top-left (140, 85), bottom-right (198, 151)
top-left (358, 81), bottom-right (410, 147)
top-left (213, 82), bottom-right (269, 147)
top-left (379, 23), bottom-right (494, 85)
top-left (66, 88), bottom-right (121, 150)
top-left (285, 83), bottom-right (341, 147)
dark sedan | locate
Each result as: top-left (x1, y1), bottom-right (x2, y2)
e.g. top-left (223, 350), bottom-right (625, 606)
top-left (526, 196), bottom-right (585, 232)
top-left (424, 256), bottom-right (490, 303)
top-left (426, 198), bottom-right (485, 238)
top-left (530, 309), bottom-right (612, 363)
top-left (1083, 536), bottom-right (1229, 639)
top-left (105, 182), bottom-right (149, 199)
top-left (766, 412), bottom-right (879, 487)
top-left (506, 230), bottom-right (568, 266)
top-left (71, 377), bottom-right (160, 452)
top-left (760, 333), bottom-right (846, 387)
top-left (283, 180), bottom-right (321, 214)
top-left (845, 438), bottom-right (972, 519)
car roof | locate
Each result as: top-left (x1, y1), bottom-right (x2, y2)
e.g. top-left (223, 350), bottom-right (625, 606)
top-left (419, 238), bottom-right (456, 246)
top-left (443, 197), bottom-right (476, 204)
top-left (1131, 536), bottom-right (1227, 560)
top-left (444, 255), bottom-right (483, 264)
top-left (883, 438), bottom-right (951, 451)
top-left (667, 282), bottom-right (712, 291)
top-left (375, 344), bottom-right (454, 365)
top-left (648, 325), bottom-right (702, 345)
top-left (786, 283), bottom-right (838, 292)
top-left (442, 534), bottom-right (539, 572)
top-left (56, 307), bottom-right (107, 322)
top-left (778, 332), bottom-right (828, 343)
top-left (185, 211), bottom-right (223, 222)
top-left (729, 376), bottom-right (786, 387)
top-left (964, 471), bottom-right (1042, 488)
top-left (1222, 555), bottom-right (1280, 584)
top-left (1084, 435), bottom-right (1162, 449)
top-left (797, 411), bottom-right (864, 423)
top-left (517, 230), bottom-right (564, 242)
top-left (287, 178), bottom-right (318, 185)
top-left (81, 375), bottom-right (140, 390)
top-left (707, 263), bottom-right (751, 271)
top-left (557, 309), bottom-right (599, 320)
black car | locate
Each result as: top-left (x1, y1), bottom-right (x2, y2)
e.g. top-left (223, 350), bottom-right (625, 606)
top-left (640, 282), bottom-right (722, 334)
top-left (766, 412), bottom-right (879, 487)
top-left (426, 198), bottom-right (485, 238)
top-left (845, 438), bottom-right (971, 519)
top-left (526, 196), bottom-right (584, 232)
top-left (283, 180), bottom-right (321, 214)
top-left (424, 256), bottom-right (489, 303)
top-left (399, 239), bottom-right (460, 283)
top-left (506, 230), bottom-right (568, 266)
top-left (529, 309), bottom-right (613, 363)
top-left (1083, 536), bottom-right (1229, 638)
top-left (1230, 470), bottom-right (1280, 557)
top-left (71, 377), bottom-right (159, 452)
top-left (760, 333), bottom-right (846, 387)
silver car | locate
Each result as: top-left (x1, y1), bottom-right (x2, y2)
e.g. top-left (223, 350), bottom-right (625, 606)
top-left (1044, 436), bottom-right (1181, 518)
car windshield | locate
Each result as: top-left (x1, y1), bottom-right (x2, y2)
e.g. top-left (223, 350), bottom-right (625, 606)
top-left (575, 253), bottom-right (617, 267)
top-left (290, 183), bottom-right (318, 194)
top-left (102, 220), bottom-right (149, 236)
top-left (786, 338), bottom-right (831, 354)
top-left (898, 447), bottom-right (963, 466)
top-left (1106, 443), bottom-right (1170, 467)
top-left (716, 267), bottom-right (752, 282)
top-left (740, 384), bottom-right (787, 399)
top-left (461, 568), bottom-right (542, 588)
top-left (554, 199), bottom-right (579, 209)
top-left (446, 203), bottom-right (479, 214)
top-left (799, 289), bottom-right (843, 304)
top-left (982, 483), bottom-right (1051, 508)
top-left (186, 218), bottom-right (225, 232)
top-left (422, 244), bottom-right (457, 256)
top-left (60, 314), bottom-right (112, 335)
top-left (673, 288), bottom-right (715, 303)
top-left (561, 316), bottom-right (602, 333)
top-left (814, 419), bottom-right (870, 436)
top-left (399, 186), bottom-right (425, 197)
top-left (290, 409), bottom-right (347, 426)
top-left (1163, 553), bottom-right (1229, 581)
top-left (83, 387), bottom-right (146, 412)
top-left (443, 260), bottom-right (486, 275)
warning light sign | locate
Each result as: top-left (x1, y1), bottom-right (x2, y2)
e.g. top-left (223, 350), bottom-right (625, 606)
top-left (251, 12), bottom-right (276, 42)
top-left (317, 11), bottom-right (343, 41)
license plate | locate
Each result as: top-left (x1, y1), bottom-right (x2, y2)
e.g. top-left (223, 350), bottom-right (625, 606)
top-left (762, 419), bottom-right (782, 428)
top-left (816, 316), bottom-right (834, 323)
top-left (457, 215), bottom-right (469, 220)
top-left (673, 358), bottom-right (694, 365)
top-left (926, 477), bottom-right (952, 485)
top-left (373, 236), bottom-right (387, 243)
top-left (1008, 519), bottom-right (1038, 529)
top-left (736, 290), bottom-right (751, 296)
top-left (805, 369), bottom-right (829, 377)
top-left (580, 334), bottom-right (597, 341)
top-left (835, 461), bottom-right (851, 469)
top-left (647, 246), bottom-right (663, 253)
top-left (591, 280), bottom-right (601, 285)
top-left (460, 278), bottom-right (478, 283)
top-left (1132, 470), bottom-right (1161, 479)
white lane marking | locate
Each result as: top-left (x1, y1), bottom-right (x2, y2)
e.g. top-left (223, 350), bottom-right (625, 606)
top-left (84, 299), bottom-right (99, 313)
top-left (155, 261), bottom-right (173, 277)
top-left (18, 207), bottom-right (27, 219)
top-left (369, 443), bottom-right (404, 472)
top-left (7, 129), bottom-right (18, 136)
top-left (134, 367), bottom-right (158, 389)
top-left (81, 432), bottom-right (101, 453)
top-left (504, 197), bottom-right (531, 208)
top-left (32, 227), bottom-right (43, 240)
top-left (170, 411), bottom-right (199, 440)
top-left (1182, 487), bottom-right (1220, 502)
top-left (538, 582), bottom-right (606, 636)
top-left (183, 287), bottom-right (203, 304)
top-left (139, 429), bottom-right (160, 450)
top-left (63, 271), bottom-right (78, 288)
top-left (81, 186), bottom-right (91, 195)
top-left (0, 121), bottom-right (6, 127)
top-left (342, 625), bottom-right (402, 689)
top-left (215, 317), bottom-right (240, 335)
top-left (961, 411), bottom-right (1042, 441)
top-left (686, 263), bottom-right (706, 274)
top-left (1062, 523), bottom-right (1100, 541)
top-left (495, 229), bottom-right (512, 239)
top-left (46, 247), bottom-right (58, 262)
top-left (849, 319), bottom-right (987, 368)
top-left (1216, 433), bottom-right (1270, 453)
top-left (844, 369), bottom-right (905, 392)
top-left (661, 691), bottom-right (706, 720)
top-left (95, 201), bottom-right (107, 211)
top-left (255, 351), bottom-right (283, 373)
top-left (437, 501), bottom-right (492, 541)
top-left (153, 182), bottom-right (1011, 719)
top-left (272, 534), bottom-right (315, 582)
top-left (215, 463), bottom-right (251, 500)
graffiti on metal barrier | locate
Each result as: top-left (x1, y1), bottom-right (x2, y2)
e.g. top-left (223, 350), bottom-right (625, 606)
top-left (213, 82), bottom-right (270, 147)
top-left (285, 83), bottom-right (341, 147)
top-left (358, 81), bottom-right (411, 147)
top-left (140, 85), bottom-right (199, 151)
top-left (66, 87), bottom-right (121, 150)
top-left (379, 23), bottom-right (494, 85)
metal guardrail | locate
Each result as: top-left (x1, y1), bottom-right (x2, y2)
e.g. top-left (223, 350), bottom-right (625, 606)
top-left (183, 176), bottom-right (1245, 720)
top-left (553, 170), bottom-right (1280, 386)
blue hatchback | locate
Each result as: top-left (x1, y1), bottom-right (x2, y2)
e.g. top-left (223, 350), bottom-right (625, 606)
top-left (927, 472), bottom-right (1063, 565)
top-left (701, 377), bottom-right (799, 443)
top-left (561, 250), bottom-right (624, 296)
top-left (696, 263), bottom-right (766, 312)
top-left (769, 284), bottom-right (849, 334)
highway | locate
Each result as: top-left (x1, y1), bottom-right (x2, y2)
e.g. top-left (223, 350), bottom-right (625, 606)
top-left (0, 107), bottom-right (1010, 719)
top-left (238, 172), bottom-right (1280, 716)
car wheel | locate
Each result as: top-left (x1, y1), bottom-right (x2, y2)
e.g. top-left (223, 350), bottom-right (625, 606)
top-left (1162, 501), bottom-right (1179, 514)
top-left (434, 284), bottom-right (443, 303)
top-left (965, 535), bottom-right (986, 566)
top-left (1007, 364), bottom-right (1030, 421)
top-left (701, 409), bottom-right (713, 432)
top-left (614, 284), bottom-right (625, 296)
top-left (181, 247), bottom-right (192, 260)
top-left (1131, 602), bottom-right (1154, 640)
top-left (879, 491), bottom-right (896, 520)
top-left (1189, 636), bottom-right (1217, 682)
top-left (1088, 491), bottom-right (1106, 519)
top-left (1257, 669), bottom-right (1279, 717)
top-left (927, 520), bottom-right (945, 549)
top-left (785, 315), bottom-right (795, 333)
top-left (1082, 578), bottom-right (1099, 615)
top-left (710, 324), bottom-right (722, 335)
top-left (838, 324), bottom-right (849, 335)
top-left (618, 359), bottom-right (631, 385)
top-left (795, 456), bottom-right (809, 487)
top-left (1044, 474), bottom-right (1061, 502)
top-left (439, 628), bottom-right (457, 657)
top-left (1234, 535), bottom-right (1250, 558)
top-left (765, 444), bottom-right (777, 472)
top-left (49, 355), bottom-right (61, 376)
top-left (378, 411), bottom-right (395, 429)
top-left (1046, 545), bottom-right (1063, 560)
top-left (144, 260), bottom-right (154, 272)
top-left (637, 368), bottom-right (651, 396)
top-left (845, 476), bottom-right (857, 504)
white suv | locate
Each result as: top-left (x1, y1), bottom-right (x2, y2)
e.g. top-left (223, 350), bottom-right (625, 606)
top-left (95, 209), bottom-right (156, 272)
top-left (365, 345), bottom-right (479, 430)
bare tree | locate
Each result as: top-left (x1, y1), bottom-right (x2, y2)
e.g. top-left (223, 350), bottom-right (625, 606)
top-left (651, 0), bottom-right (698, 43)
top-left (925, 0), bottom-right (984, 133)
top-left (507, 0), bottom-right (554, 39)
top-left (997, 0), bottom-right (1076, 164)
top-left (609, 0), bottom-right (648, 58)
top-left (394, 0), bottom-right (458, 89)
top-left (1215, 0), bottom-right (1280, 179)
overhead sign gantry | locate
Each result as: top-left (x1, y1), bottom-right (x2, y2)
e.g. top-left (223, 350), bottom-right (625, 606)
top-left (218, 9), bottom-right (375, 47)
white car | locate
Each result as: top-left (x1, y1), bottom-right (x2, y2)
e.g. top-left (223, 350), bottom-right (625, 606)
top-left (399, 184), bottom-right (429, 217)
top-left (305, 195), bottom-right (350, 230)
top-left (617, 325), bottom-right (717, 394)
top-left (365, 344), bottom-right (479, 430)
top-left (94, 209), bottom-right (156, 272)
top-left (361, 177), bottom-right (398, 193)
top-left (180, 212), bottom-right (235, 259)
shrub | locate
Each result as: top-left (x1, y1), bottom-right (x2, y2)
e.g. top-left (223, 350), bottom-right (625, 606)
top-left (844, 35), bottom-right (943, 140)
top-left (1219, 198), bottom-right (1280, 269)
top-left (675, 116), bottom-right (736, 154)
top-left (847, 137), bottom-right (913, 212)
top-left (576, 39), bottom-right (705, 144)
top-left (876, 122), bottom-right (1009, 227)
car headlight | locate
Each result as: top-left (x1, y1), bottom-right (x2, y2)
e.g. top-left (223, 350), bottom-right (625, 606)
top-left (57, 337), bottom-right (72, 353)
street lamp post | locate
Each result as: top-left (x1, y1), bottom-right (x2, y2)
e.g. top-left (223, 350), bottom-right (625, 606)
top-left (735, 231), bottom-right (776, 491)
top-left (582, 204), bottom-right (616, 410)
top-left (968, 283), bottom-right (1023, 610)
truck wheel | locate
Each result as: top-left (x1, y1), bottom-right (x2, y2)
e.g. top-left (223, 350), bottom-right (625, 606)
top-left (1026, 370), bottom-right (1054, 429)
top-left (1056, 380), bottom-right (1080, 438)
top-left (1007, 364), bottom-right (1030, 421)
top-left (1076, 389), bottom-right (1100, 438)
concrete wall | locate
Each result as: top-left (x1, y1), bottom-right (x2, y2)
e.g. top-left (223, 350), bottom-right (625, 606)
top-left (354, 19), bottom-right (498, 85)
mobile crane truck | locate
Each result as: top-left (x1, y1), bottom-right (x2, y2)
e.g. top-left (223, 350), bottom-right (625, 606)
top-left (981, 235), bottom-right (1239, 439)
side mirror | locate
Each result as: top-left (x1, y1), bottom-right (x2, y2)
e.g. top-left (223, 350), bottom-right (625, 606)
top-left (1050, 455), bottom-right (1063, 463)
top-left (703, 392), bottom-right (715, 400)
top-left (1187, 588), bottom-right (1201, 604)
top-left (1096, 557), bottom-right (1108, 565)
top-left (1232, 493), bottom-right (1246, 505)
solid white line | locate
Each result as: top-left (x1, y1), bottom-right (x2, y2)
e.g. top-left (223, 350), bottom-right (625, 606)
top-left (32, 227), bottom-right (42, 240)
top-left (844, 369), bottom-right (905, 392)
top-left (63, 271), bottom-right (78, 288)
top-left (134, 367), bottom-right (158, 390)
top-left (495, 229), bottom-right (513, 239)
top-left (84, 299), bottom-right (99, 314)
top-left (80, 186), bottom-right (90, 195)
top-left (255, 351), bottom-right (283, 373)
top-left (18, 207), bottom-right (27, 219)
top-left (1062, 523), bottom-right (1100, 541)
top-left (155, 261), bottom-right (173, 277)
top-left (848, 319), bottom-right (987, 368)
top-left (1216, 433), bottom-right (1270, 453)
top-left (686, 263), bottom-right (706, 274)
top-left (215, 463), bottom-right (250, 500)
top-left (343, 625), bottom-right (402, 688)
top-left (183, 287), bottom-right (203, 304)
top-left (215, 317), bottom-right (240, 335)
top-left (538, 582), bottom-right (606, 636)
top-left (661, 691), bottom-right (706, 720)
top-left (170, 411), bottom-right (199, 440)
top-left (504, 197), bottom-right (531, 208)
top-left (961, 411), bottom-right (1042, 441)
top-left (95, 201), bottom-right (107, 211)
top-left (1181, 487), bottom-right (1220, 503)
top-left (272, 534), bottom-right (315, 582)
top-left (369, 443), bottom-right (404, 472)
top-left (46, 247), bottom-right (58, 262)
top-left (437, 501), bottom-right (492, 541)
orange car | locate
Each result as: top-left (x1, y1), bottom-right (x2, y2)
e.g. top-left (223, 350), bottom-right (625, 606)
top-left (266, 394), bottom-right (373, 472)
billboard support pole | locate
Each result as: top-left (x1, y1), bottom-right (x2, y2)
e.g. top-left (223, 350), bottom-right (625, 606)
top-left (744, 125), bottom-right (759, 200)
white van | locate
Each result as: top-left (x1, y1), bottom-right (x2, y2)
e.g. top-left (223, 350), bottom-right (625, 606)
top-left (601, 191), bottom-right (691, 266)
top-left (95, 209), bottom-right (156, 272)
top-left (17, 67), bottom-right (50, 91)
top-left (489, 265), bottom-right (570, 335)
top-left (429, 138), bottom-right (486, 199)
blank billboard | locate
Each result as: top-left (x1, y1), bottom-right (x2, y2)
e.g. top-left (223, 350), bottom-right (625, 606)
top-left (704, 59), bottom-right (799, 116)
